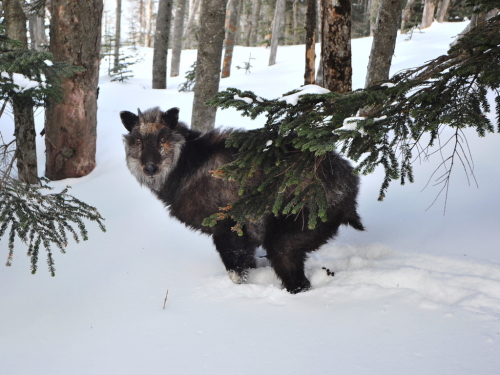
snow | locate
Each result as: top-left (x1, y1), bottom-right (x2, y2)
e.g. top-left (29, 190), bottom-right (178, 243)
top-left (233, 94), bottom-right (253, 104)
top-left (338, 116), bottom-right (366, 134)
top-left (2, 21), bottom-right (500, 375)
top-left (279, 84), bottom-right (331, 105)
top-left (1, 72), bottom-right (44, 92)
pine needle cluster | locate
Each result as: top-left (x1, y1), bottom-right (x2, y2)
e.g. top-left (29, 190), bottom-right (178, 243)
top-left (205, 12), bottom-right (500, 231)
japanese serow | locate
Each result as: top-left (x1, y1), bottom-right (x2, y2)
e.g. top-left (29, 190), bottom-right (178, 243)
top-left (120, 106), bottom-right (364, 293)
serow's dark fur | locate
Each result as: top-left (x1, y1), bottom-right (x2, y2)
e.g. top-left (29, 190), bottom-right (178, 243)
top-left (120, 106), bottom-right (364, 294)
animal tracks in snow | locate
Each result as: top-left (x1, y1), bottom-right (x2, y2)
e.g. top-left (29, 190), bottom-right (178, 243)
top-left (199, 242), bottom-right (500, 318)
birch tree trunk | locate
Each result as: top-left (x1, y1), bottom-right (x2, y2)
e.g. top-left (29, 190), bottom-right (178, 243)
top-left (45, 0), bottom-right (103, 180)
top-left (320, 0), bottom-right (352, 93)
top-left (269, 0), bottom-right (286, 66)
top-left (365, 0), bottom-right (401, 88)
top-left (4, 0), bottom-right (38, 184)
top-left (152, 0), bottom-right (174, 88)
top-left (304, 0), bottom-right (316, 85)
top-left (191, 0), bottom-right (227, 132)
top-left (114, 0), bottom-right (122, 70)
top-left (221, 0), bottom-right (241, 78)
top-left (170, 0), bottom-right (187, 77)
top-left (421, 0), bottom-right (436, 29)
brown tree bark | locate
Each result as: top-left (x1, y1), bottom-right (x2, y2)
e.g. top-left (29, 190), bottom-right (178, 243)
top-left (320, 0), bottom-right (352, 93)
top-left (4, 0), bottom-right (38, 184)
top-left (45, 0), bottom-right (103, 180)
top-left (221, 0), bottom-right (241, 78)
top-left (145, 0), bottom-right (154, 47)
top-left (152, 0), bottom-right (174, 88)
top-left (191, 0), bottom-right (227, 132)
top-left (170, 0), bottom-right (188, 77)
top-left (304, 0), bottom-right (317, 85)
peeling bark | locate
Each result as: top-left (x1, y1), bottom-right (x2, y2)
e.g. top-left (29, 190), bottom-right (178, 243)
top-left (320, 0), bottom-right (352, 93)
top-left (221, 0), bottom-right (241, 78)
top-left (304, 0), bottom-right (317, 85)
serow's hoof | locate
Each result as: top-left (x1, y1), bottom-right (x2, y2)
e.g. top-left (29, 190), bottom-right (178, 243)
top-left (286, 280), bottom-right (311, 294)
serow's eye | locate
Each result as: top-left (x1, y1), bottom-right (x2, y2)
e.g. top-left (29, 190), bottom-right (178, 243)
top-left (135, 138), bottom-right (142, 145)
top-left (160, 137), bottom-right (167, 144)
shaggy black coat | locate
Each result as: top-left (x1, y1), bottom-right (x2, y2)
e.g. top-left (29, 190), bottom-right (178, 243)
top-left (120, 106), bottom-right (364, 293)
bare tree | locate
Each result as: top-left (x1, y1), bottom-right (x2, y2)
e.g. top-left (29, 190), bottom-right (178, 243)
top-left (365, 0), bottom-right (402, 88)
top-left (400, 0), bottom-right (416, 32)
top-left (249, 0), bottom-right (262, 46)
top-left (304, 0), bottom-right (316, 85)
top-left (45, 0), bottom-right (103, 180)
top-left (114, 0), bottom-right (122, 70)
top-left (221, 0), bottom-right (241, 78)
top-left (3, 0), bottom-right (38, 184)
top-left (421, 0), bottom-right (436, 28)
top-left (152, 0), bottom-right (174, 88)
top-left (170, 0), bottom-right (188, 77)
top-left (191, 0), bottom-right (227, 132)
top-left (320, 0), bottom-right (352, 93)
top-left (269, 0), bottom-right (286, 65)
top-left (145, 0), bottom-right (154, 47)
top-left (27, 0), bottom-right (48, 51)
top-left (436, 0), bottom-right (451, 22)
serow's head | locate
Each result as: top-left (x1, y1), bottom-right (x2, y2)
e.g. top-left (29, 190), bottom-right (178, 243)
top-left (120, 107), bottom-right (184, 191)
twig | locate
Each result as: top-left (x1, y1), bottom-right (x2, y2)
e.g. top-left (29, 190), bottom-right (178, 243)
top-left (163, 290), bottom-right (169, 309)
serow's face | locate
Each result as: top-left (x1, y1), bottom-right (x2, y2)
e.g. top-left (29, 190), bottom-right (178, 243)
top-left (121, 107), bottom-right (184, 190)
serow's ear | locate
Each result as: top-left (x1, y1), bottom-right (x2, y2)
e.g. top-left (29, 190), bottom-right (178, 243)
top-left (162, 107), bottom-right (179, 129)
top-left (120, 111), bottom-right (139, 132)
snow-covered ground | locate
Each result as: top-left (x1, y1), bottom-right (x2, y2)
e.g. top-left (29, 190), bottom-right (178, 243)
top-left (1, 21), bottom-right (500, 375)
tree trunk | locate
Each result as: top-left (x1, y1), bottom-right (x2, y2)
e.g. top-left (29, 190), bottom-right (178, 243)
top-left (4, 0), bottom-right (38, 184)
top-left (269, 0), bottom-right (286, 65)
top-left (369, 0), bottom-right (382, 35)
top-left (183, 0), bottom-right (201, 38)
top-left (145, 0), bottom-right (154, 47)
top-left (170, 0), bottom-right (188, 77)
top-left (304, 0), bottom-right (316, 85)
top-left (249, 0), bottom-right (262, 46)
top-left (292, 0), bottom-right (300, 44)
top-left (365, 0), bottom-right (401, 88)
top-left (45, 0), bottom-right (103, 180)
top-left (114, 0), bottom-right (122, 70)
top-left (435, 0), bottom-right (451, 22)
top-left (400, 0), bottom-right (416, 32)
top-left (27, 1), bottom-right (48, 51)
top-left (320, 0), bottom-right (352, 93)
top-left (152, 0), bottom-right (174, 88)
top-left (221, 0), bottom-right (241, 78)
top-left (191, 0), bottom-right (227, 132)
top-left (421, 0), bottom-right (436, 29)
